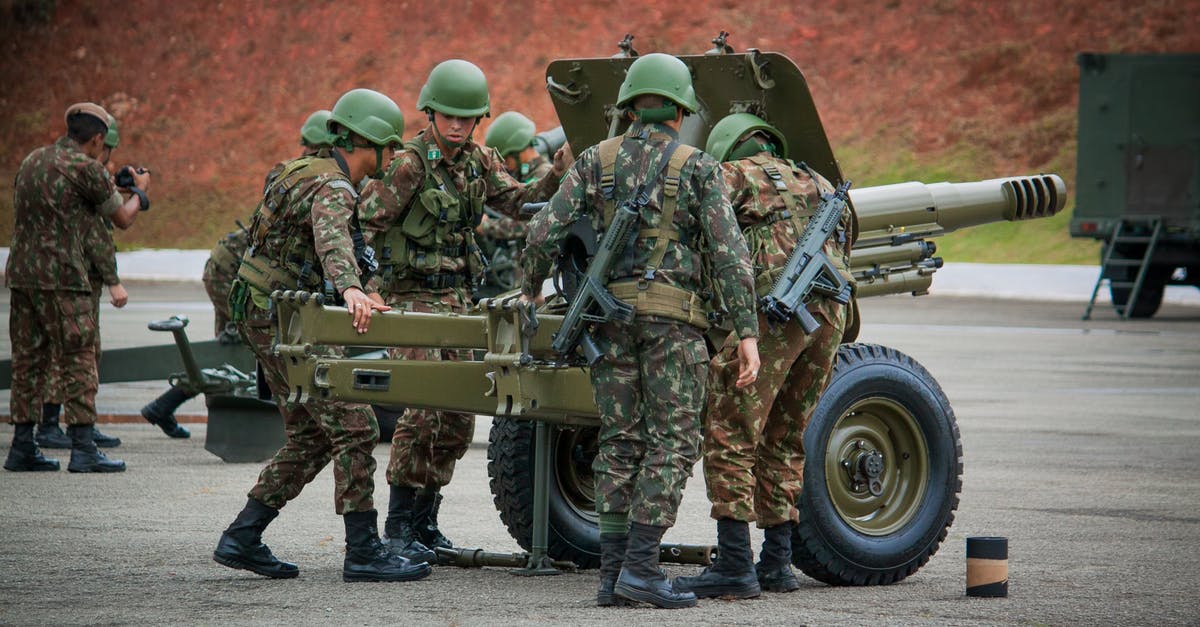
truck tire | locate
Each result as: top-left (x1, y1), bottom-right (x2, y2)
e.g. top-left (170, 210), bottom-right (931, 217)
top-left (487, 418), bottom-right (601, 568)
top-left (792, 343), bottom-right (962, 585)
top-left (1110, 276), bottom-right (1165, 318)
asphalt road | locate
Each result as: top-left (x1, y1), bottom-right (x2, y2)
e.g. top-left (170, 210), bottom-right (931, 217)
top-left (1, 285), bottom-right (1199, 625)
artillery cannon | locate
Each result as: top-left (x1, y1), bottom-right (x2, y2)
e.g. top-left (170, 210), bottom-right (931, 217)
top-left (272, 43), bottom-right (1065, 585)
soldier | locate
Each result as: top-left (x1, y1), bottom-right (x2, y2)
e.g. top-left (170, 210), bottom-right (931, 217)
top-left (358, 59), bottom-right (571, 565)
top-left (520, 53), bottom-right (761, 609)
top-left (139, 110), bottom-right (340, 437)
top-left (5, 102), bottom-right (149, 473)
top-left (212, 89), bottom-right (430, 583)
top-left (36, 116), bottom-right (128, 451)
top-left (475, 111), bottom-right (557, 297)
top-left (673, 113), bottom-right (852, 598)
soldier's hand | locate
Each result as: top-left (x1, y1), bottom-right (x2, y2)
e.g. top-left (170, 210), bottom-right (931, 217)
top-left (131, 167), bottom-right (151, 191)
top-left (735, 336), bottom-right (760, 389)
top-left (552, 143), bottom-right (574, 176)
top-left (519, 292), bottom-right (545, 307)
top-left (342, 286), bottom-right (391, 334)
top-left (108, 283), bottom-right (129, 308)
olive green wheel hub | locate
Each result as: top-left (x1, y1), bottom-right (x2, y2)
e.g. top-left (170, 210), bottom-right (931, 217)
top-left (825, 397), bottom-right (929, 536)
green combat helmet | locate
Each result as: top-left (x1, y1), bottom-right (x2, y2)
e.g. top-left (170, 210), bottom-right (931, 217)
top-left (705, 112), bottom-right (789, 162)
top-left (485, 111), bottom-right (536, 157)
top-left (327, 88), bottom-right (405, 177)
top-left (417, 59), bottom-right (491, 118)
top-left (300, 109), bottom-right (336, 148)
top-left (616, 52), bottom-right (698, 115)
top-left (104, 114), bottom-right (119, 149)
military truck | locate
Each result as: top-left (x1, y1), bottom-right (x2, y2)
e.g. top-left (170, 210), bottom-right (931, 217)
top-left (1072, 53), bottom-right (1200, 319)
top-left (269, 42), bottom-right (1066, 585)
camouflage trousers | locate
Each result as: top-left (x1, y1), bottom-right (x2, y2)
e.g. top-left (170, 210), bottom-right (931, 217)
top-left (45, 281), bottom-right (104, 405)
top-left (704, 299), bottom-right (845, 527)
top-left (238, 298), bottom-right (379, 514)
top-left (8, 288), bottom-right (98, 425)
top-left (385, 288), bottom-right (475, 489)
top-left (591, 319), bottom-right (708, 529)
top-left (203, 257), bottom-right (237, 338)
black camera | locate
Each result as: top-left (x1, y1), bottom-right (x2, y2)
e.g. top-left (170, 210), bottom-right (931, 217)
top-left (115, 166), bottom-right (147, 188)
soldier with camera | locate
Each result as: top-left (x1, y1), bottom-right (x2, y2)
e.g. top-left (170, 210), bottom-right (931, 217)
top-left (6, 103), bottom-right (150, 473)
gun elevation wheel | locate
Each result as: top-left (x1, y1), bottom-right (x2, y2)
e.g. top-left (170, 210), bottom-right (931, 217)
top-left (792, 342), bottom-right (962, 585)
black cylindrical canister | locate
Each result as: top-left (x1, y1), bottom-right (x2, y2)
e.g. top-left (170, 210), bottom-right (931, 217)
top-left (966, 536), bottom-right (1008, 597)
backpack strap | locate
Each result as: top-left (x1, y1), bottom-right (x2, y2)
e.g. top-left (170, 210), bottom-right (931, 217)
top-left (596, 136), bottom-right (624, 226)
top-left (642, 144), bottom-right (696, 281)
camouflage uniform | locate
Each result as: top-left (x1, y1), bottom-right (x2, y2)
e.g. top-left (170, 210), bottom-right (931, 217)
top-left (359, 126), bottom-right (559, 490)
top-left (704, 155), bottom-right (851, 527)
top-left (203, 227), bottom-right (249, 337)
top-left (475, 154), bottom-right (553, 297)
top-left (6, 136), bottom-right (124, 427)
top-left (45, 210), bottom-right (120, 407)
top-left (233, 155), bottom-right (379, 515)
top-left (522, 122), bottom-right (759, 528)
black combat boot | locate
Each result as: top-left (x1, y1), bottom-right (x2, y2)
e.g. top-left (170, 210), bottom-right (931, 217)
top-left (4, 423), bottom-right (61, 472)
top-left (413, 489), bottom-right (454, 562)
top-left (756, 522), bottom-right (800, 593)
top-left (673, 518), bottom-right (761, 599)
top-left (91, 425), bottom-right (122, 448)
top-left (596, 532), bottom-right (633, 607)
top-left (383, 486), bottom-right (437, 564)
top-left (66, 424), bottom-right (125, 473)
top-left (140, 386), bottom-right (193, 439)
top-left (343, 509), bottom-right (432, 583)
top-left (35, 403), bottom-right (71, 449)
top-left (213, 498), bottom-right (299, 579)
top-left (614, 522), bottom-right (698, 609)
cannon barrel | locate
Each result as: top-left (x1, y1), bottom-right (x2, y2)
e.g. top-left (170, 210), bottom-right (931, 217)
top-left (850, 174), bottom-right (1066, 248)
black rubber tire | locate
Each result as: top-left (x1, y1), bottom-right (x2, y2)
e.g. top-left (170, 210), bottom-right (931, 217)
top-left (792, 343), bottom-right (962, 586)
top-left (1110, 277), bottom-right (1165, 319)
top-left (487, 418), bottom-right (601, 568)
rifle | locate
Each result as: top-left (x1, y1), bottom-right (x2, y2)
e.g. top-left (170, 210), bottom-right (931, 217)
top-left (759, 181), bottom-right (854, 332)
top-left (551, 202), bottom-right (639, 364)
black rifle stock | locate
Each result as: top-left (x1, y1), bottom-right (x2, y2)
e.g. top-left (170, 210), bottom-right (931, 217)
top-left (760, 181), bottom-right (854, 332)
top-left (551, 202), bottom-right (640, 364)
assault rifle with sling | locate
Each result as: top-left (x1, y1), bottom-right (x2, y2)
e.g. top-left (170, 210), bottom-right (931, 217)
top-left (759, 180), bottom-right (854, 332)
top-left (551, 201), bottom-right (639, 364)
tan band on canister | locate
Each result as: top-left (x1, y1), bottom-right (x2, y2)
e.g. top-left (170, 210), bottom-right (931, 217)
top-left (966, 557), bottom-right (1008, 588)
top-left (64, 102), bottom-right (112, 127)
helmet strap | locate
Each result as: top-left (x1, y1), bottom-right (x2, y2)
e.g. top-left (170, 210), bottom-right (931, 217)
top-left (637, 104), bottom-right (678, 124)
top-left (728, 136), bottom-right (777, 161)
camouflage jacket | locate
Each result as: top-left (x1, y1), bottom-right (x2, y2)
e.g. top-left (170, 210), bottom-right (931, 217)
top-left (359, 126), bottom-right (560, 293)
top-left (84, 213), bottom-right (119, 287)
top-left (522, 122), bottom-right (759, 339)
top-left (478, 154), bottom-right (553, 241)
top-left (7, 136), bottom-right (124, 291)
top-left (723, 154), bottom-right (852, 297)
top-left (242, 156), bottom-right (364, 297)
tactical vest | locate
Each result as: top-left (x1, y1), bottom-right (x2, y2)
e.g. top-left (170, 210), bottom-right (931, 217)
top-left (740, 155), bottom-right (853, 298)
top-left (595, 135), bottom-right (710, 329)
top-left (376, 140), bottom-right (487, 291)
top-left (209, 229), bottom-right (248, 275)
top-left (236, 156), bottom-right (353, 295)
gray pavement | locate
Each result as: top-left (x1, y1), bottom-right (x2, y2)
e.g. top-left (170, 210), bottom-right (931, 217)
top-left (1, 292), bottom-right (1198, 624)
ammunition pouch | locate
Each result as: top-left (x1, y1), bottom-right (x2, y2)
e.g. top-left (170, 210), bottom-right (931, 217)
top-left (608, 280), bottom-right (709, 330)
top-left (236, 254), bottom-right (322, 295)
top-left (228, 279), bottom-right (251, 323)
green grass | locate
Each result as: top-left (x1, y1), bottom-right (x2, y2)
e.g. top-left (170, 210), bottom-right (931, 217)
top-left (837, 135), bottom-right (1098, 265)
